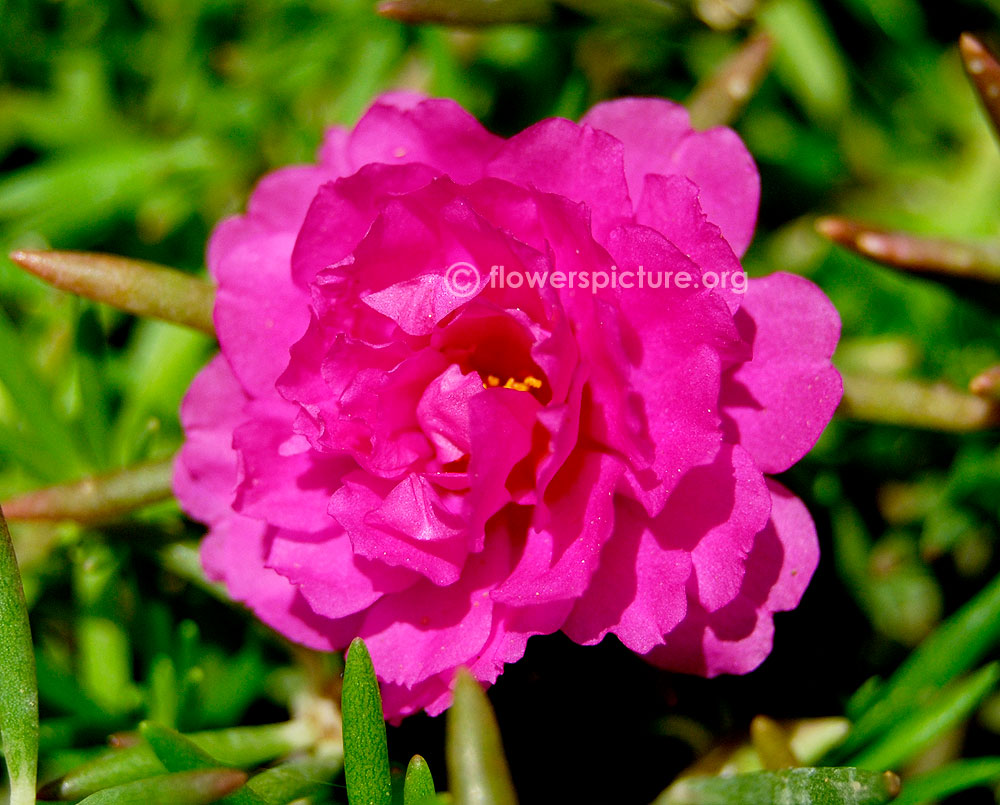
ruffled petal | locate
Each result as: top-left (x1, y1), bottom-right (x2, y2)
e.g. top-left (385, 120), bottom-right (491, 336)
top-left (231, 398), bottom-right (353, 533)
top-left (644, 479), bottom-right (819, 676)
top-left (266, 525), bottom-right (418, 620)
top-left (212, 228), bottom-right (309, 398)
top-left (174, 355), bottom-right (246, 524)
top-left (330, 471), bottom-right (470, 586)
top-left (564, 444), bottom-right (769, 652)
top-left (359, 535), bottom-right (512, 688)
top-left (720, 273), bottom-right (842, 474)
top-left (487, 117), bottom-right (632, 242)
top-left (581, 98), bottom-right (759, 255)
top-left (493, 450), bottom-right (623, 605)
top-left (348, 96), bottom-right (503, 184)
top-left (201, 515), bottom-right (358, 651)
top-left (635, 174), bottom-right (746, 314)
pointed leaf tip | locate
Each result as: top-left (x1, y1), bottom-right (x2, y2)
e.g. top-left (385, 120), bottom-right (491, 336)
top-left (970, 366), bottom-right (1000, 400)
top-left (404, 755), bottom-right (436, 805)
top-left (447, 669), bottom-right (518, 805)
top-left (750, 716), bottom-right (799, 770)
top-left (8, 249), bottom-right (216, 336)
top-left (816, 216), bottom-right (1000, 283)
top-left (342, 638), bottom-right (392, 805)
top-left (959, 33), bottom-right (1000, 142)
top-left (688, 33), bottom-right (774, 129)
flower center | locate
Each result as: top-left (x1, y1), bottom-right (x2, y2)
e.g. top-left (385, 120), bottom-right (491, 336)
top-left (483, 374), bottom-right (544, 393)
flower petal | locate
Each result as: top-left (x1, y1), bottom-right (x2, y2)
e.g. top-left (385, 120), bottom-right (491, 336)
top-left (266, 526), bottom-right (418, 620)
top-left (645, 479), bottom-right (819, 675)
top-left (582, 98), bottom-right (759, 255)
top-left (201, 515), bottom-right (358, 651)
top-left (174, 355), bottom-right (245, 524)
top-left (359, 535), bottom-right (512, 688)
top-left (720, 273), bottom-right (842, 474)
top-left (487, 117), bottom-right (632, 241)
top-left (348, 96), bottom-right (503, 184)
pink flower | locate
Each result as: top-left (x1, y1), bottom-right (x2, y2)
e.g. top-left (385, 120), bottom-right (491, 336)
top-left (174, 93), bottom-right (842, 720)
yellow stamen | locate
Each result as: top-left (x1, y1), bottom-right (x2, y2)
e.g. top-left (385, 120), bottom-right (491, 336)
top-left (483, 373), bottom-right (543, 393)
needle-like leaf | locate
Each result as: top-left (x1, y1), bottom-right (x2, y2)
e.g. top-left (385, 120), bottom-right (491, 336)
top-left (0, 507), bottom-right (39, 805)
top-left (817, 217), bottom-right (1000, 284)
top-left (960, 33), bottom-right (1000, 142)
top-left (37, 721), bottom-right (314, 800)
top-left (446, 669), bottom-right (517, 805)
top-left (2, 456), bottom-right (175, 524)
top-left (74, 768), bottom-right (247, 805)
top-left (140, 722), bottom-right (266, 805)
top-left (341, 638), bottom-right (392, 805)
top-left (893, 758), bottom-right (1000, 805)
top-left (688, 34), bottom-right (774, 129)
top-left (655, 768), bottom-right (900, 805)
top-left (833, 573), bottom-right (1000, 759)
top-left (839, 373), bottom-right (1000, 431)
top-left (849, 664), bottom-right (1000, 771)
top-left (9, 250), bottom-right (216, 335)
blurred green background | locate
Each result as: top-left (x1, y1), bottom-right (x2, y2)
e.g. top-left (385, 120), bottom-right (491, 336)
top-left (3, 0), bottom-right (1000, 802)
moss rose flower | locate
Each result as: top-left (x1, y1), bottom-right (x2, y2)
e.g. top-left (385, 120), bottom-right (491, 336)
top-left (174, 93), bottom-right (842, 719)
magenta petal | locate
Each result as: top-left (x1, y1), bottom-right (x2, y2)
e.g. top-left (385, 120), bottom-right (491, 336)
top-left (563, 495), bottom-right (691, 654)
top-left (645, 479), bottom-right (819, 676)
top-left (416, 365), bottom-right (482, 463)
top-left (682, 445), bottom-right (771, 613)
top-left (380, 675), bottom-right (453, 723)
top-left (331, 472), bottom-right (470, 585)
top-left (668, 128), bottom-right (759, 256)
top-left (348, 97), bottom-right (503, 184)
top-left (563, 443), bottom-right (768, 652)
top-left (721, 273), bottom-right (843, 474)
top-left (486, 117), bottom-right (632, 241)
top-left (466, 388), bottom-right (541, 537)
top-left (212, 228), bottom-right (310, 398)
top-left (174, 355), bottom-right (246, 525)
top-left (635, 174), bottom-right (746, 314)
top-left (291, 163), bottom-right (440, 289)
top-left (232, 399), bottom-right (352, 533)
top-left (581, 98), bottom-right (692, 201)
top-left (267, 526), bottom-right (418, 620)
top-left (201, 515), bottom-right (358, 651)
top-left (493, 450), bottom-right (623, 605)
top-left (581, 97), bottom-right (759, 255)
top-left (604, 225), bottom-right (744, 513)
top-left (359, 536), bottom-right (511, 688)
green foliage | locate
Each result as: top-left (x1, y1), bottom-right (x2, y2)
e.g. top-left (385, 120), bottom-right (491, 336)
top-left (403, 755), bottom-right (436, 805)
top-left (0, 508), bottom-right (38, 805)
top-left (342, 638), bottom-right (393, 805)
top-left (3, 0), bottom-right (1000, 803)
top-left (656, 768), bottom-right (900, 805)
top-left (446, 670), bottom-right (518, 805)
